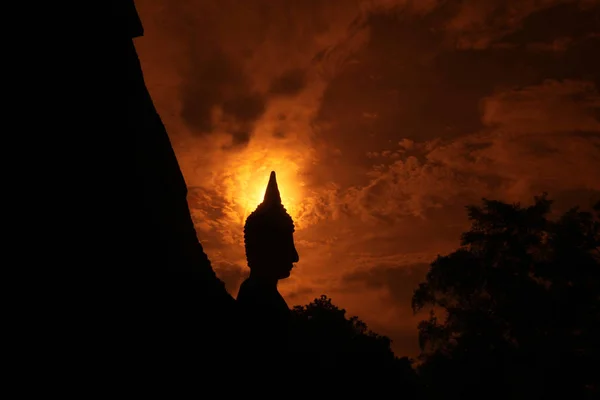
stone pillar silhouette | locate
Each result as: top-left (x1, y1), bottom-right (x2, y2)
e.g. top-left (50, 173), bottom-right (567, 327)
top-left (237, 171), bottom-right (300, 356)
top-left (125, 0), bottom-right (237, 369)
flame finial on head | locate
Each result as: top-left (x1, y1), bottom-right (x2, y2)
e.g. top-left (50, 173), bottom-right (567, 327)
top-left (263, 171), bottom-right (282, 207)
top-left (245, 170), bottom-right (293, 227)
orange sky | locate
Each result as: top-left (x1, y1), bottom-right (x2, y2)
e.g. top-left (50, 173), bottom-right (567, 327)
top-left (133, 0), bottom-right (600, 357)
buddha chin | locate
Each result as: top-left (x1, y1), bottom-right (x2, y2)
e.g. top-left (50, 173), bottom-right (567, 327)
top-left (279, 263), bottom-right (294, 280)
top-left (262, 246), bottom-right (298, 280)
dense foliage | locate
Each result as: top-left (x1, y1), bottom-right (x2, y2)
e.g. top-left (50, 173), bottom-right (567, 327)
top-left (290, 295), bottom-right (420, 392)
top-left (412, 195), bottom-right (599, 399)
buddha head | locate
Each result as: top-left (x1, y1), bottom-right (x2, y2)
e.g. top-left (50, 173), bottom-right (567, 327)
top-left (244, 171), bottom-right (299, 280)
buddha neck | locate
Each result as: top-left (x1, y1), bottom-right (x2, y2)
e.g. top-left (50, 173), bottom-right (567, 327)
top-left (248, 270), bottom-right (280, 287)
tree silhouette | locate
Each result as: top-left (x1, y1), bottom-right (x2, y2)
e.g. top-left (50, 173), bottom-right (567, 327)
top-left (291, 295), bottom-right (393, 360)
top-left (412, 194), bottom-right (600, 399)
top-left (290, 295), bottom-right (421, 392)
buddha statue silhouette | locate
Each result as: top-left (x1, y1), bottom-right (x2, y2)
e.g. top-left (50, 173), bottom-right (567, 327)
top-left (237, 171), bottom-right (300, 352)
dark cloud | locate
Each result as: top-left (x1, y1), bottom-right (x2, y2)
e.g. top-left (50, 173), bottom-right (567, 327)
top-left (222, 95), bottom-right (266, 123)
top-left (314, 1), bottom-right (600, 180)
top-left (156, 0), bottom-right (372, 148)
top-left (286, 286), bottom-right (316, 304)
top-left (341, 262), bottom-right (432, 356)
top-left (268, 68), bottom-right (308, 96)
top-left (480, 79), bottom-right (600, 133)
top-left (343, 263), bottom-right (430, 305)
top-left (501, 2), bottom-right (600, 44)
top-left (339, 79), bottom-right (600, 223)
top-left (213, 261), bottom-right (247, 295)
top-left (180, 50), bottom-right (266, 146)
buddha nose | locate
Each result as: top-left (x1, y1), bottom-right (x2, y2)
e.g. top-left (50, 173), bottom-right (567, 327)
top-left (291, 244), bottom-right (299, 263)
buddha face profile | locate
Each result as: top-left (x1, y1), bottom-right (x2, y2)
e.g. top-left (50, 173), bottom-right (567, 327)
top-left (244, 171), bottom-right (299, 280)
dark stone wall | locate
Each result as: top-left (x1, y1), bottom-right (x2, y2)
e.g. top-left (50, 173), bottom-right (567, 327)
top-left (124, 0), bottom-right (238, 371)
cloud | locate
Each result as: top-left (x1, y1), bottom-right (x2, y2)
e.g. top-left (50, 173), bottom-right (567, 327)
top-left (343, 79), bottom-right (600, 221)
top-left (343, 262), bottom-right (430, 304)
top-left (342, 262), bottom-right (431, 355)
top-left (443, 0), bottom-right (597, 50)
top-left (480, 79), bottom-right (600, 133)
top-left (180, 49), bottom-right (267, 146)
top-left (268, 69), bottom-right (308, 97)
top-left (150, 0), bottom-right (370, 148)
top-left (213, 261), bottom-right (248, 296)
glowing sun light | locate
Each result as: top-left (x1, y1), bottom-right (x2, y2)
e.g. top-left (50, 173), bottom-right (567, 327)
top-left (232, 156), bottom-right (303, 223)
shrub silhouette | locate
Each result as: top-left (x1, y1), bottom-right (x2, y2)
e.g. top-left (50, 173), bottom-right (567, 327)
top-left (290, 295), bottom-right (421, 392)
top-left (292, 295), bottom-right (394, 361)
